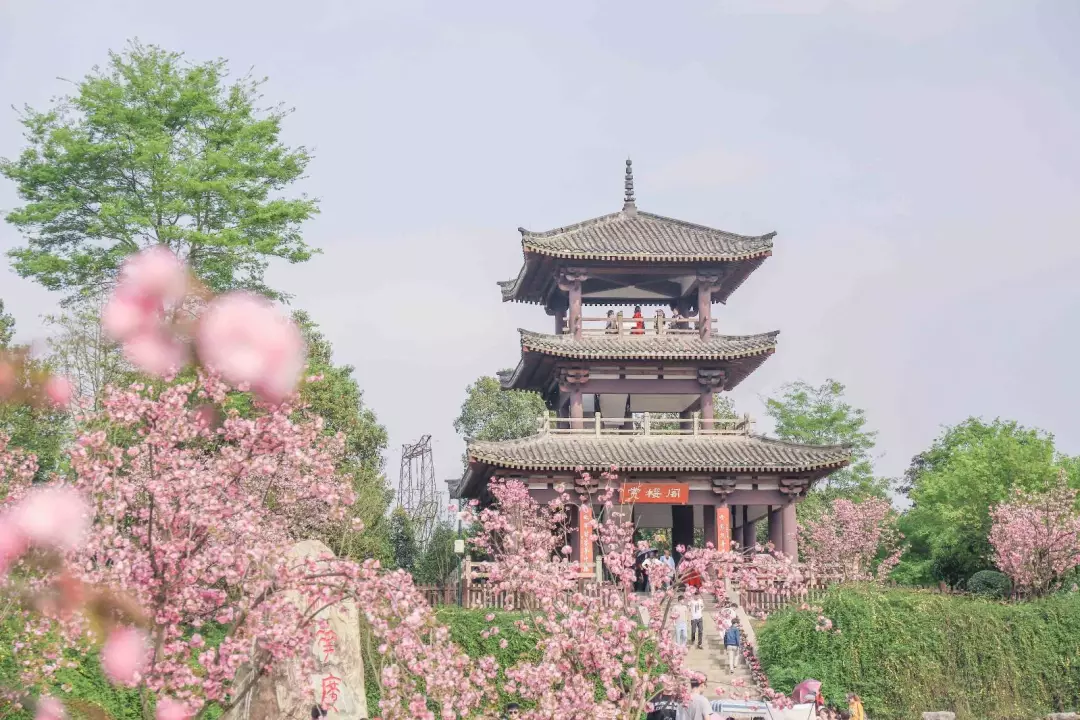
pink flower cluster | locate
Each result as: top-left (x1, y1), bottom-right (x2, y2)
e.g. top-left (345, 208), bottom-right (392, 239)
top-left (989, 470), bottom-right (1080, 596)
top-left (799, 497), bottom-right (906, 584)
top-left (102, 246), bottom-right (305, 403)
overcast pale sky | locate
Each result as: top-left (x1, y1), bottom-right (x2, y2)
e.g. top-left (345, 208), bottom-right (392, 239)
top-left (2, 0), bottom-right (1079, 495)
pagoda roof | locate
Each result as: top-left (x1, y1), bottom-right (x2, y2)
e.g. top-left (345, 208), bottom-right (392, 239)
top-left (517, 329), bottom-right (778, 361)
top-left (497, 210), bottom-right (774, 306)
top-left (514, 210), bottom-right (775, 264)
top-left (499, 330), bottom-right (777, 392)
top-left (452, 433), bottom-right (851, 498)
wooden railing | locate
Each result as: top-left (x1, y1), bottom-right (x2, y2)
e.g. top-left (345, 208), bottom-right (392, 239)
top-left (541, 411), bottom-right (754, 436)
top-left (564, 313), bottom-right (717, 337)
top-left (416, 579), bottom-right (614, 610)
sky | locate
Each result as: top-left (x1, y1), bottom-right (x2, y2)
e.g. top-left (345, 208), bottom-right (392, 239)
top-left (2, 0), bottom-right (1079, 500)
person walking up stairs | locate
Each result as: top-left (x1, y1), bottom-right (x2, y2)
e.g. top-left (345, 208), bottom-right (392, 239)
top-left (723, 622), bottom-right (741, 673)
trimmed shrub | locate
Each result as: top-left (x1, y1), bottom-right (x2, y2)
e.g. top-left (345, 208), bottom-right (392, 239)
top-left (967, 570), bottom-right (1012, 598)
top-left (757, 585), bottom-right (1080, 720)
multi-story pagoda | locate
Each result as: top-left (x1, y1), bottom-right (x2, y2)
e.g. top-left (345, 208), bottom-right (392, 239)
top-left (450, 160), bottom-right (850, 569)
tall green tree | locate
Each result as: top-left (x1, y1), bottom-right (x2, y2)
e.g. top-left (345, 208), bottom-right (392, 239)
top-left (293, 311), bottom-right (392, 563)
top-left (389, 507), bottom-right (419, 572)
top-left (1, 41), bottom-right (318, 303)
top-left (413, 522), bottom-right (462, 585)
top-left (897, 417), bottom-right (1079, 586)
top-left (765, 379), bottom-right (884, 499)
top-left (453, 374), bottom-right (546, 465)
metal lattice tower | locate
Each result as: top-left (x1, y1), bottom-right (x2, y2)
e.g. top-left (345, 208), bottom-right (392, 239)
top-left (397, 435), bottom-right (439, 546)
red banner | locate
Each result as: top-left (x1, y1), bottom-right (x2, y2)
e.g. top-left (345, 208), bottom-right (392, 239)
top-left (618, 483), bottom-right (689, 504)
top-left (716, 505), bottom-right (731, 551)
top-left (579, 504), bottom-right (594, 572)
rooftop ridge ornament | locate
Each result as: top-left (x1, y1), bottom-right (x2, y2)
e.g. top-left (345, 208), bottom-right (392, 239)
top-left (622, 157), bottom-right (637, 214)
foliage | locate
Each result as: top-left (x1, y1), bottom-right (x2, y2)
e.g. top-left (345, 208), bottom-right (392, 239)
top-left (292, 310), bottom-right (392, 564)
top-left (413, 522), bottom-right (461, 586)
top-left (44, 296), bottom-right (126, 411)
top-left (0, 41), bottom-right (318, 303)
top-left (989, 471), bottom-right (1080, 596)
top-left (799, 498), bottom-right (905, 582)
top-left (899, 418), bottom-right (1078, 586)
top-left (0, 309), bottom-right (71, 480)
top-left (966, 570), bottom-right (1011, 599)
top-left (0, 300), bottom-right (13, 349)
top-left (757, 584), bottom-right (1080, 720)
top-left (388, 507), bottom-right (418, 572)
top-left (765, 380), bottom-right (886, 521)
top-left (453, 374), bottom-right (546, 465)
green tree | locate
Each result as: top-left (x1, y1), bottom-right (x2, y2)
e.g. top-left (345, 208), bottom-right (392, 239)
top-left (453, 374), bottom-right (547, 464)
top-left (0, 299), bottom-right (13, 348)
top-left (44, 296), bottom-right (125, 411)
top-left (1, 41), bottom-right (318, 303)
top-left (765, 380), bottom-right (886, 517)
top-left (897, 417), bottom-right (1078, 586)
top-left (413, 522), bottom-right (462, 585)
top-left (0, 306), bottom-right (70, 481)
top-left (389, 507), bottom-right (419, 572)
top-left (293, 311), bottom-right (392, 564)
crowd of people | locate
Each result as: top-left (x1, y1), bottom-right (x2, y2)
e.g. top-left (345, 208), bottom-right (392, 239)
top-left (604, 306), bottom-right (695, 335)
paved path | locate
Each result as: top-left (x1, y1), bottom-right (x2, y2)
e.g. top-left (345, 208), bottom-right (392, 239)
top-left (681, 597), bottom-right (758, 701)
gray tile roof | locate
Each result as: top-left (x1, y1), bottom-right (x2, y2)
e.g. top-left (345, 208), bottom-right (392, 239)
top-left (466, 433), bottom-right (852, 473)
top-left (518, 329), bottom-right (779, 360)
top-left (518, 210), bottom-right (776, 262)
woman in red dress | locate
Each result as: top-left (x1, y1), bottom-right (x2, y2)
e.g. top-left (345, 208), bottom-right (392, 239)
top-left (631, 305), bottom-right (645, 335)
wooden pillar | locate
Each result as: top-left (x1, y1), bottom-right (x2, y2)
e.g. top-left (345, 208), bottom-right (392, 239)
top-left (697, 276), bottom-right (715, 339)
top-left (781, 502), bottom-right (798, 560)
top-left (671, 505), bottom-right (694, 565)
top-left (569, 282), bottom-right (582, 339)
top-left (768, 506), bottom-right (783, 551)
top-left (703, 503), bottom-right (716, 550)
top-left (743, 511), bottom-right (757, 553)
top-left (716, 504), bottom-right (731, 552)
top-left (558, 269), bottom-right (587, 340)
top-left (568, 505), bottom-right (581, 563)
top-left (579, 504), bottom-right (594, 574)
top-left (700, 391), bottom-right (714, 430)
top-left (570, 390), bottom-right (584, 429)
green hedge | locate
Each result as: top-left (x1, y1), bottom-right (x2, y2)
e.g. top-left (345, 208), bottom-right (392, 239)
top-left (757, 585), bottom-right (1080, 720)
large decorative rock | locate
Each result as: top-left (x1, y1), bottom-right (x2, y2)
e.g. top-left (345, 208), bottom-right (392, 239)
top-left (224, 540), bottom-right (368, 720)
top-left (1047, 714), bottom-right (1079, 720)
top-left (921, 713), bottom-right (955, 720)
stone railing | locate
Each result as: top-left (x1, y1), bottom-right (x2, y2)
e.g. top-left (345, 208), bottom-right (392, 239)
top-left (563, 313), bottom-right (717, 337)
top-left (542, 411), bottom-right (754, 436)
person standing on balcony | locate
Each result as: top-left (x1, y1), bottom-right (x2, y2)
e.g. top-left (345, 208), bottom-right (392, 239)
top-left (670, 308), bottom-right (687, 331)
top-left (605, 309), bottom-right (618, 334)
top-left (631, 305), bottom-right (645, 335)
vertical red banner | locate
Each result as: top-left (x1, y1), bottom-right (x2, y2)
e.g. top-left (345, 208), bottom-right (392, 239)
top-left (715, 505), bottom-right (731, 551)
top-left (579, 504), bottom-right (594, 573)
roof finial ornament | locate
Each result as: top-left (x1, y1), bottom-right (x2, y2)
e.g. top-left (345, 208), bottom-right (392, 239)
top-left (622, 157), bottom-right (637, 213)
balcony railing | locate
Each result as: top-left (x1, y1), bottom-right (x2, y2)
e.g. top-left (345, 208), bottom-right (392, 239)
top-left (562, 313), bottom-right (716, 337)
top-left (541, 411), bottom-right (754, 436)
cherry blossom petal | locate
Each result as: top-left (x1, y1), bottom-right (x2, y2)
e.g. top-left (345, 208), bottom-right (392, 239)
top-left (44, 376), bottom-right (72, 408)
top-left (102, 626), bottom-right (149, 686)
top-left (12, 486), bottom-right (90, 551)
top-left (123, 331), bottom-right (189, 377)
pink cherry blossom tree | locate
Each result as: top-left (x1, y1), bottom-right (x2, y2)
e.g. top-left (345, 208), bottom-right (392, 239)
top-left (464, 475), bottom-right (809, 716)
top-left (799, 497), bottom-right (905, 583)
top-left (989, 470), bottom-right (1080, 597)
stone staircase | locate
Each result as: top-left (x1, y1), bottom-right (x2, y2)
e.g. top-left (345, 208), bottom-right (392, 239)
top-left (682, 596), bottom-right (758, 701)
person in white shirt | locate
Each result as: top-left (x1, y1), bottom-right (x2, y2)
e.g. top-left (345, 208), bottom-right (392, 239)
top-left (689, 595), bottom-right (705, 649)
top-left (672, 594), bottom-right (689, 647)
